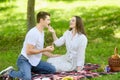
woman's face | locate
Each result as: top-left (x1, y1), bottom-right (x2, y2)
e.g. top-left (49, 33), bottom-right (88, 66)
top-left (69, 17), bottom-right (76, 29)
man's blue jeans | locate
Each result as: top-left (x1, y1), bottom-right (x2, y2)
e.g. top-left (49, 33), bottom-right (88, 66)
top-left (9, 55), bottom-right (56, 80)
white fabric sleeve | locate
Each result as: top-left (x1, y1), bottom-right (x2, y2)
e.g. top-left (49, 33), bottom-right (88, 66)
top-left (54, 31), bottom-right (67, 47)
top-left (25, 32), bottom-right (38, 46)
top-left (77, 35), bottom-right (87, 67)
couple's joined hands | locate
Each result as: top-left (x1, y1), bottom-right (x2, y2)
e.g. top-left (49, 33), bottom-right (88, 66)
top-left (45, 45), bottom-right (54, 52)
top-left (43, 45), bottom-right (61, 58)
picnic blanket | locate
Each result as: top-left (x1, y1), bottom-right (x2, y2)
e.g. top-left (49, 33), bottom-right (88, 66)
top-left (32, 63), bottom-right (101, 80)
top-left (0, 63), bottom-right (116, 80)
top-left (32, 63), bottom-right (117, 80)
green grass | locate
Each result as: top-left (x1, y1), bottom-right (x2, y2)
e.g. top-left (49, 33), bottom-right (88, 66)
top-left (0, 0), bottom-right (120, 79)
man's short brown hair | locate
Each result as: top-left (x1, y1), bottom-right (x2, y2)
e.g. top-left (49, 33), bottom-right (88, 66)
top-left (37, 11), bottom-right (50, 23)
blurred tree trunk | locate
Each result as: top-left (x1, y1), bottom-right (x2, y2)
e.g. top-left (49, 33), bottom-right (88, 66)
top-left (27, 0), bottom-right (35, 31)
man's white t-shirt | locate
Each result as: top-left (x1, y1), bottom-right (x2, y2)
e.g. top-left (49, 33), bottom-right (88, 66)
top-left (21, 27), bottom-right (44, 66)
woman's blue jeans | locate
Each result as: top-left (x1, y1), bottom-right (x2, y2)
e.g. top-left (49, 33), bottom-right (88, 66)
top-left (9, 55), bottom-right (56, 80)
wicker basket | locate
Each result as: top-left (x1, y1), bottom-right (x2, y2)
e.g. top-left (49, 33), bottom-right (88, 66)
top-left (108, 57), bottom-right (120, 72)
top-left (108, 47), bottom-right (120, 72)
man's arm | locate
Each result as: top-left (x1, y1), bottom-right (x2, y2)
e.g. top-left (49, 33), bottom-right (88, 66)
top-left (26, 44), bottom-right (54, 55)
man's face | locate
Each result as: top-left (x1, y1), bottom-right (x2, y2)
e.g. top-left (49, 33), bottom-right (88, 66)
top-left (42, 15), bottom-right (51, 28)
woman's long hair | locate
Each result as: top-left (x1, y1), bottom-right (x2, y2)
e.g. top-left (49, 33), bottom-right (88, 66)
top-left (69, 16), bottom-right (86, 35)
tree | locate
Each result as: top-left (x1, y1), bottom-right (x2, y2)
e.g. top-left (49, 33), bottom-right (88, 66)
top-left (27, 0), bottom-right (35, 31)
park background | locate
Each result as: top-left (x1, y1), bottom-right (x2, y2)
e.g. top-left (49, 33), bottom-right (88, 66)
top-left (0, 0), bottom-right (120, 80)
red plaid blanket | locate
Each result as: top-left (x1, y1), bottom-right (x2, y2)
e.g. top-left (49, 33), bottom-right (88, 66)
top-left (32, 63), bottom-right (100, 80)
top-left (32, 71), bottom-right (99, 80)
top-left (0, 63), bottom-right (116, 80)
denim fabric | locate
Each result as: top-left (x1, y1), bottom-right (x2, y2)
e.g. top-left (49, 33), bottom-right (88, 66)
top-left (9, 55), bottom-right (56, 80)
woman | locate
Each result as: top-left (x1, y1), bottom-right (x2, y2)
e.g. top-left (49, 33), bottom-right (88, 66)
top-left (47, 16), bottom-right (88, 72)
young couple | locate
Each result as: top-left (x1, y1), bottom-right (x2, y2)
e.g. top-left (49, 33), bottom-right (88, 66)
top-left (0, 11), bottom-right (87, 80)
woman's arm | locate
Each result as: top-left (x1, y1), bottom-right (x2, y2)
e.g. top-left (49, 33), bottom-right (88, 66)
top-left (77, 35), bottom-right (88, 72)
top-left (48, 26), bottom-right (58, 41)
top-left (42, 52), bottom-right (61, 58)
top-left (52, 31), bottom-right (58, 41)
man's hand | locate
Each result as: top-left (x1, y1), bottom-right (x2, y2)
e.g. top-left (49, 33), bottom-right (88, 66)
top-left (45, 45), bottom-right (54, 52)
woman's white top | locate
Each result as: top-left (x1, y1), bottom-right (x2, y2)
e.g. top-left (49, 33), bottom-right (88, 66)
top-left (47, 30), bottom-right (87, 72)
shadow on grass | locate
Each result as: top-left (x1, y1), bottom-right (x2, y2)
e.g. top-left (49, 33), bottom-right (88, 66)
top-left (0, 5), bottom-right (17, 11)
top-left (79, 6), bottom-right (120, 41)
top-left (0, 12), bottom-right (26, 47)
top-left (0, 0), bottom-right (16, 3)
top-left (0, 0), bottom-right (17, 11)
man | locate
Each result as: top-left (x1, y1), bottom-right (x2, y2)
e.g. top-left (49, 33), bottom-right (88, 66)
top-left (0, 11), bottom-right (56, 80)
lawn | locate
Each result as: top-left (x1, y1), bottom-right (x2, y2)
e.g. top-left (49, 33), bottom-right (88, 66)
top-left (0, 0), bottom-right (120, 79)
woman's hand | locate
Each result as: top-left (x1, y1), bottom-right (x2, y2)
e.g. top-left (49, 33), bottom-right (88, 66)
top-left (52, 54), bottom-right (61, 57)
top-left (48, 26), bottom-right (55, 33)
top-left (48, 25), bottom-right (58, 41)
top-left (77, 66), bottom-right (82, 72)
